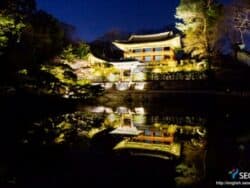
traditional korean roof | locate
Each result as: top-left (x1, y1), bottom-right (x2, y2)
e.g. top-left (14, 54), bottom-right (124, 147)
top-left (115, 31), bottom-right (175, 44)
top-left (113, 31), bottom-right (181, 51)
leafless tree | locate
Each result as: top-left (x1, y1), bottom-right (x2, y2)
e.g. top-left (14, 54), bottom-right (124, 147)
top-left (226, 0), bottom-right (250, 49)
top-left (232, 5), bottom-right (250, 48)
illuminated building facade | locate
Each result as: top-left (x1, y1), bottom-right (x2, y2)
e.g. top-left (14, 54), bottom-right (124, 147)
top-left (113, 125), bottom-right (180, 158)
top-left (86, 32), bottom-right (183, 89)
top-left (113, 31), bottom-right (181, 63)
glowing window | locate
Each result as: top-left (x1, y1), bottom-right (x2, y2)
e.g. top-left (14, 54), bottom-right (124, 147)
top-left (155, 55), bottom-right (164, 61)
top-left (144, 56), bottom-right (152, 62)
top-left (155, 47), bottom-right (163, 51)
top-left (144, 48), bottom-right (152, 52)
top-left (145, 130), bottom-right (152, 136)
top-left (155, 131), bottom-right (162, 136)
top-left (134, 49), bottom-right (142, 53)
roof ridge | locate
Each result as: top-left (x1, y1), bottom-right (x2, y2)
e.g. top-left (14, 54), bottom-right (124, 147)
top-left (128, 31), bottom-right (173, 41)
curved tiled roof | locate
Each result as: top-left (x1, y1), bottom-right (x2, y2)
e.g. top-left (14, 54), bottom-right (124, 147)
top-left (115, 31), bottom-right (175, 44)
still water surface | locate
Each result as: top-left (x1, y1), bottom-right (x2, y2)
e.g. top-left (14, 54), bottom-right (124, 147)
top-left (1, 95), bottom-right (250, 187)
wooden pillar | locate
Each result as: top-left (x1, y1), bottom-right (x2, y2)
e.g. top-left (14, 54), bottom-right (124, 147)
top-left (130, 67), bottom-right (133, 83)
top-left (120, 69), bottom-right (124, 81)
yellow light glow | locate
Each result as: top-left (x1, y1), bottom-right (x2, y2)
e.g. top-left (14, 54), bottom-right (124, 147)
top-left (153, 68), bottom-right (162, 73)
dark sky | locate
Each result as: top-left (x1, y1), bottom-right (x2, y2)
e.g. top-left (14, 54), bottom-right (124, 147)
top-left (36, 0), bottom-right (232, 42)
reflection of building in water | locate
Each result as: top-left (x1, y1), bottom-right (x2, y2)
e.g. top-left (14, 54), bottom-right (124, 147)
top-left (114, 139), bottom-right (181, 159)
top-left (109, 111), bottom-right (207, 161)
top-left (84, 105), bottom-right (207, 185)
top-left (113, 125), bottom-right (181, 159)
top-left (132, 126), bottom-right (175, 144)
top-left (110, 111), bottom-right (143, 135)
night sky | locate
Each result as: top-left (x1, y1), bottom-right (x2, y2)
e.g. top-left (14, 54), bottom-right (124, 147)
top-left (36, 0), bottom-right (232, 42)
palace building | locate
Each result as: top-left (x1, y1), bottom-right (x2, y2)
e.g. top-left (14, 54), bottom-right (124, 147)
top-left (86, 31), bottom-right (184, 90)
top-left (112, 31), bottom-right (181, 63)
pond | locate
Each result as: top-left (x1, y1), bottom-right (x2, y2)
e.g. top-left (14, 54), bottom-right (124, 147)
top-left (1, 94), bottom-right (250, 187)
